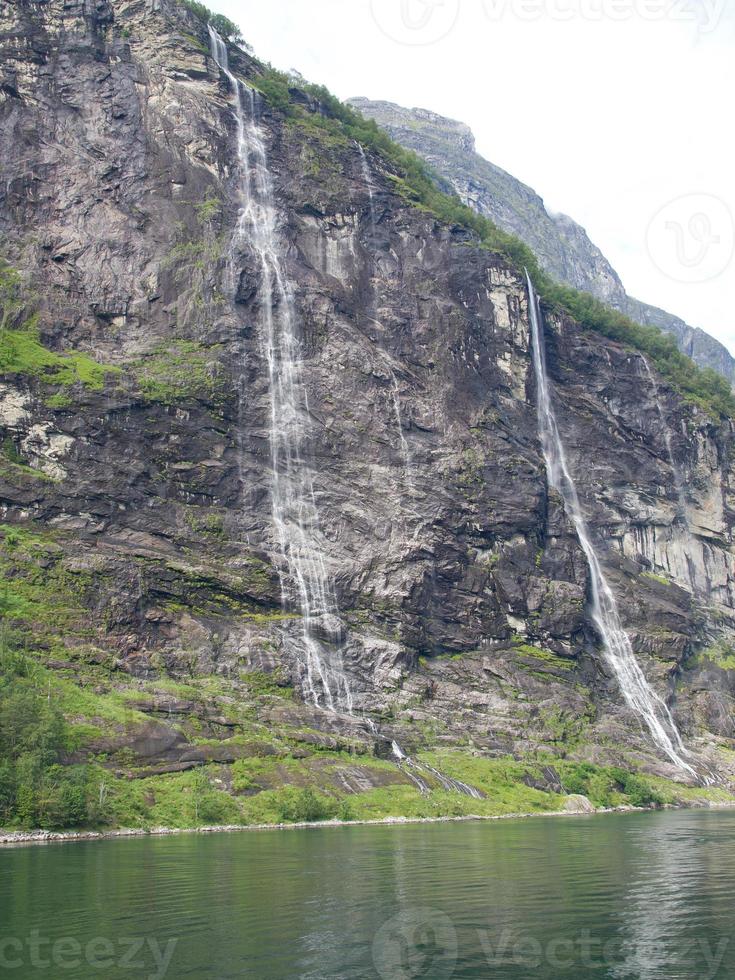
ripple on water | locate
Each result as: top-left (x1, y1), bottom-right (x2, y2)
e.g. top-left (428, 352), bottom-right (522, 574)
top-left (2, 811), bottom-right (735, 979)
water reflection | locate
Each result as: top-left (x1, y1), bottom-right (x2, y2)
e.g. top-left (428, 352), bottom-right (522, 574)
top-left (0, 811), bottom-right (734, 979)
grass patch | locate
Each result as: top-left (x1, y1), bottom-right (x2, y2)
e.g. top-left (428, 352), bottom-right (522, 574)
top-left (0, 325), bottom-right (116, 390)
top-left (421, 752), bottom-right (564, 814)
top-left (0, 524), bottom-right (93, 633)
top-left (695, 640), bottom-right (735, 672)
top-left (0, 260), bottom-right (117, 390)
top-left (134, 340), bottom-right (226, 406)
top-left (513, 642), bottom-right (573, 671)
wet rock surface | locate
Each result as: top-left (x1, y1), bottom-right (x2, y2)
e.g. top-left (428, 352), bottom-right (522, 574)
top-left (350, 98), bottom-right (735, 385)
top-left (0, 0), bottom-right (734, 785)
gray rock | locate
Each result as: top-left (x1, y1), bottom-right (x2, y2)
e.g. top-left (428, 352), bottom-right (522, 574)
top-left (349, 98), bottom-right (735, 385)
top-left (0, 0), bottom-right (734, 786)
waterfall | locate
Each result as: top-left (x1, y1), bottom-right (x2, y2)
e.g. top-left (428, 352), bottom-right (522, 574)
top-left (525, 273), bottom-right (695, 778)
top-left (390, 740), bottom-right (482, 798)
top-left (356, 142), bottom-right (377, 233)
top-left (209, 28), bottom-right (352, 712)
top-left (640, 356), bottom-right (688, 525)
top-left (390, 373), bottom-right (413, 481)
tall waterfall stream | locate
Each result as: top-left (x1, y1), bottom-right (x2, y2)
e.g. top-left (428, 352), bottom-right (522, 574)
top-left (526, 273), bottom-right (695, 778)
top-left (209, 28), bottom-right (352, 713)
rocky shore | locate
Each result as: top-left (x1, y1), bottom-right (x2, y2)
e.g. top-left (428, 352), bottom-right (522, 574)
top-left (5, 798), bottom-right (735, 848)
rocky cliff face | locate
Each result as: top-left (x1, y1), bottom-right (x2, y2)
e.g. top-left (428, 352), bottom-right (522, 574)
top-left (350, 99), bottom-right (735, 386)
top-left (0, 0), bottom-right (734, 811)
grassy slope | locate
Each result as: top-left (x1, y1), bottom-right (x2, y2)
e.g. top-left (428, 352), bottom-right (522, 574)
top-left (1, 628), bottom-right (731, 832)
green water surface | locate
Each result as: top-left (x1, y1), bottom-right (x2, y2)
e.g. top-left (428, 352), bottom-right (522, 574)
top-left (1, 808), bottom-right (734, 978)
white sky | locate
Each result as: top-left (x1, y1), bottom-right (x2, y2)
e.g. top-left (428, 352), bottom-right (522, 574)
top-left (214, 0), bottom-right (735, 352)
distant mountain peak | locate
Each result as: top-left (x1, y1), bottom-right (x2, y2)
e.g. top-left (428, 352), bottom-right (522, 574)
top-left (349, 97), bottom-right (735, 385)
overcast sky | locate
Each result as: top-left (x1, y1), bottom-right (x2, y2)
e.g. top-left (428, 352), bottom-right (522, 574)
top-left (213, 0), bottom-right (734, 353)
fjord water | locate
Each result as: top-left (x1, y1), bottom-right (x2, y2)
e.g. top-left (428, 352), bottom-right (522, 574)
top-left (2, 810), bottom-right (735, 978)
top-left (525, 276), bottom-right (694, 777)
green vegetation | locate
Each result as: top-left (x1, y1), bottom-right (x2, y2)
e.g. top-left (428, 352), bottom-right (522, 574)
top-left (0, 262), bottom-right (25, 329)
top-left (134, 340), bottom-right (226, 407)
top-left (555, 761), bottom-right (667, 808)
top-left (512, 642), bottom-right (573, 671)
top-left (1, 645), bottom-right (731, 833)
top-left (0, 260), bottom-right (117, 391)
top-left (164, 236), bottom-right (224, 271)
top-left (419, 753), bottom-right (678, 811)
top-left (45, 391), bottom-right (74, 410)
top-left (245, 71), bottom-right (734, 418)
top-left (179, 0), bottom-right (243, 43)
top-left (0, 524), bottom-right (93, 636)
top-left (695, 640), bottom-right (735, 672)
top-left (275, 786), bottom-right (343, 822)
top-left (0, 641), bottom-right (96, 829)
top-left (0, 326), bottom-right (115, 390)
top-left (254, 70), bottom-right (294, 116)
top-left (641, 570), bottom-right (671, 587)
top-left (194, 191), bottom-right (222, 224)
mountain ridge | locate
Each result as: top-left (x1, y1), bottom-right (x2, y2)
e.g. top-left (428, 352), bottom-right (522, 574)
top-left (348, 97), bottom-right (735, 385)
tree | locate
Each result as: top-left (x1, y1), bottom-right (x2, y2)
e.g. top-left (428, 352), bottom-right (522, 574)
top-left (0, 648), bottom-right (90, 829)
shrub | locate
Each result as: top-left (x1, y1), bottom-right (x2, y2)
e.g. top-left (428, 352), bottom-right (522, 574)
top-left (0, 643), bottom-right (92, 829)
top-left (337, 798), bottom-right (356, 822)
top-left (275, 786), bottom-right (336, 822)
top-left (190, 769), bottom-right (239, 825)
top-left (180, 1), bottom-right (243, 43)
top-left (254, 69), bottom-right (294, 116)
top-left (559, 762), bottom-right (664, 808)
top-left (209, 13), bottom-right (242, 43)
top-left (608, 767), bottom-right (665, 808)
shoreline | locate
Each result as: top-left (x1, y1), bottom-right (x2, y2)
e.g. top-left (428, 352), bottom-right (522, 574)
top-left (3, 799), bottom-right (735, 848)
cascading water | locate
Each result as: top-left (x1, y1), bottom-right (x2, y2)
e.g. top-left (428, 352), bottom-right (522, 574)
top-left (209, 28), bottom-right (352, 712)
top-left (390, 372), bottom-right (413, 481)
top-left (356, 142), bottom-right (377, 234)
top-left (526, 273), bottom-right (696, 778)
top-left (390, 740), bottom-right (483, 798)
top-left (640, 356), bottom-right (688, 524)
top-left (208, 31), bottom-right (500, 798)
